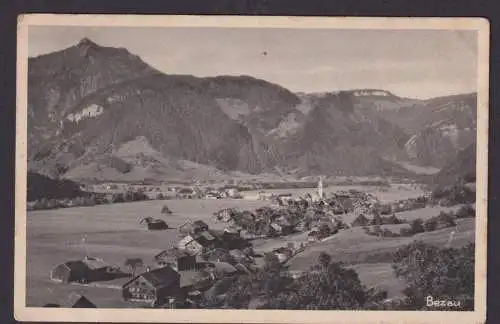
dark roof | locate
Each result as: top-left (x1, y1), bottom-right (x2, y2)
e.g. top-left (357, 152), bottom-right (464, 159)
top-left (67, 294), bottom-right (97, 308)
top-left (126, 265), bottom-right (180, 289)
top-left (194, 230), bottom-right (217, 245)
top-left (154, 248), bottom-right (194, 261)
top-left (60, 261), bottom-right (90, 273)
top-left (193, 220), bottom-right (209, 228)
top-left (205, 262), bottom-right (237, 277)
top-left (178, 270), bottom-right (209, 288)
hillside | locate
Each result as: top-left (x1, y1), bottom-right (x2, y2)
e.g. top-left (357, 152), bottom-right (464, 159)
top-left (27, 39), bottom-right (304, 179)
top-left (280, 92), bottom-right (412, 177)
top-left (27, 38), bottom-right (477, 181)
top-left (359, 93), bottom-right (477, 168)
top-left (432, 142), bottom-right (476, 188)
top-left (27, 172), bottom-right (86, 201)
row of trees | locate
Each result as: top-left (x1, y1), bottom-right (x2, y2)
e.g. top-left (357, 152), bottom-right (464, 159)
top-left (29, 187), bottom-right (158, 210)
top-left (28, 194), bottom-right (109, 210)
top-left (431, 181), bottom-right (475, 206)
top-left (400, 204), bottom-right (475, 237)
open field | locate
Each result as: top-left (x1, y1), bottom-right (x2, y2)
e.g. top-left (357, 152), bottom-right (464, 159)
top-left (287, 218), bottom-right (474, 269)
top-left (26, 199), bottom-right (272, 307)
top-left (26, 185), bottom-right (474, 307)
top-left (285, 218), bottom-right (475, 298)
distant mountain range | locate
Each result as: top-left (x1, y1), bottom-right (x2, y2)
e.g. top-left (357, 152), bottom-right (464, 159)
top-left (27, 38), bottom-right (477, 183)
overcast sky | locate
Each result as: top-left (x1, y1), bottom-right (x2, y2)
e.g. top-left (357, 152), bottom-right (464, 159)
top-left (28, 26), bottom-right (478, 99)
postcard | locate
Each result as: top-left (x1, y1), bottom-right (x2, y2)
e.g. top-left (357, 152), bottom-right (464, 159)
top-left (15, 14), bottom-right (489, 323)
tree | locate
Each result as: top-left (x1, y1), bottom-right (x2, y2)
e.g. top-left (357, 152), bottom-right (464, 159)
top-left (371, 212), bottom-right (383, 225)
top-left (392, 241), bottom-right (474, 310)
top-left (124, 258), bottom-right (144, 276)
top-left (263, 252), bottom-right (281, 272)
top-left (112, 192), bottom-right (125, 203)
top-left (266, 259), bottom-right (386, 310)
top-left (318, 252), bottom-right (332, 269)
top-left (318, 223), bottom-right (332, 238)
top-left (455, 204), bottom-right (475, 219)
top-left (409, 218), bottom-right (425, 234)
top-left (219, 251), bottom-right (387, 310)
top-left (437, 211), bottom-right (456, 228)
top-left (423, 218), bottom-right (438, 232)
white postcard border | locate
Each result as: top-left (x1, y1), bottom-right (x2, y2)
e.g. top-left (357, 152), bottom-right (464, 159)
top-left (14, 14), bottom-right (490, 324)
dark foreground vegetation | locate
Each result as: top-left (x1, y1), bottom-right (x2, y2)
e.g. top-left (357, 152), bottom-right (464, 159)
top-left (201, 242), bottom-right (474, 311)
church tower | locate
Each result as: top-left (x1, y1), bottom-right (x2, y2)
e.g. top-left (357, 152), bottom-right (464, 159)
top-left (318, 176), bottom-right (324, 199)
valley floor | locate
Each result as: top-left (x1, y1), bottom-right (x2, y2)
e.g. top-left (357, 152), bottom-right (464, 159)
top-left (24, 186), bottom-right (474, 308)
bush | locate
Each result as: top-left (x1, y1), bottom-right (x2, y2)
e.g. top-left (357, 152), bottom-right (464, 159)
top-left (112, 192), bottom-right (125, 203)
top-left (455, 204), bottom-right (475, 219)
top-left (399, 227), bottom-right (414, 237)
top-left (156, 193), bottom-right (165, 200)
top-left (423, 218), bottom-right (438, 232)
top-left (382, 228), bottom-right (400, 237)
top-left (409, 219), bottom-right (425, 234)
top-left (370, 213), bottom-right (383, 226)
top-left (437, 211), bottom-right (456, 227)
top-left (432, 182), bottom-right (475, 206)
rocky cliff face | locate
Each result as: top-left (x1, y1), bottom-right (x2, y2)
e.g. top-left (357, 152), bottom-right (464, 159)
top-left (279, 91), bottom-right (411, 176)
top-left (352, 92), bottom-right (477, 169)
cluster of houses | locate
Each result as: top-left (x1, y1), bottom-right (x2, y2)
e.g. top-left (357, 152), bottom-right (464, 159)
top-left (49, 220), bottom-right (270, 308)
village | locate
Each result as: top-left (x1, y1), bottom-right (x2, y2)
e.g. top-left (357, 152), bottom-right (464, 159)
top-left (37, 176), bottom-right (476, 309)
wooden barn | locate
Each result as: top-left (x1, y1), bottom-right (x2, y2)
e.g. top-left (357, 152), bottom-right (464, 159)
top-left (147, 219), bottom-right (168, 230)
top-left (50, 257), bottom-right (109, 284)
top-left (122, 265), bottom-right (181, 306)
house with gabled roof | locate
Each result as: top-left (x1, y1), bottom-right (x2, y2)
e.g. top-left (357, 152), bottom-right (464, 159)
top-left (122, 265), bottom-right (181, 306)
top-left (177, 235), bottom-right (204, 256)
top-left (154, 248), bottom-right (198, 270)
top-left (67, 294), bottom-right (97, 308)
top-left (50, 256), bottom-right (110, 284)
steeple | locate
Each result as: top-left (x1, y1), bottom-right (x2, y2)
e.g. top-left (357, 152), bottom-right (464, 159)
top-left (318, 176), bottom-right (324, 199)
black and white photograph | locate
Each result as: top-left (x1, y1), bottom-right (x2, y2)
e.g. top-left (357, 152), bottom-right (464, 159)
top-left (14, 15), bottom-right (489, 323)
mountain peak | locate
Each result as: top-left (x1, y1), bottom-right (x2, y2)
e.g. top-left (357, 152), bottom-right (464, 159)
top-left (77, 37), bottom-right (98, 47)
